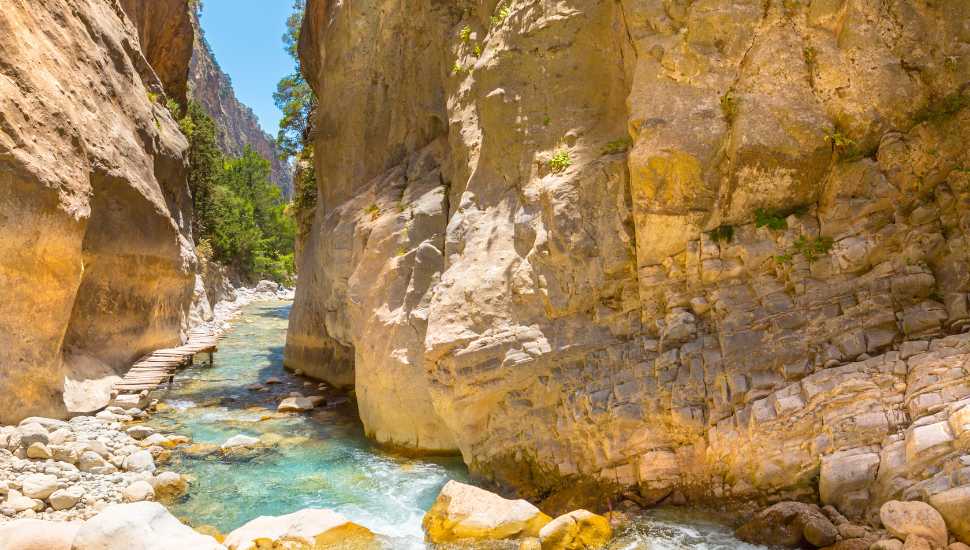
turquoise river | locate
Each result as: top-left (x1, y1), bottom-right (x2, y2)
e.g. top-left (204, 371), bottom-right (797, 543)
top-left (144, 301), bottom-right (763, 550)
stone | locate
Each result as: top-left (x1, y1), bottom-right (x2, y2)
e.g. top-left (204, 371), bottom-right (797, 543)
top-left (950, 544), bottom-right (970, 550)
top-left (79, 451), bottom-right (107, 473)
top-left (26, 442), bottom-right (51, 460)
top-left (880, 501), bottom-right (948, 548)
top-left (222, 508), bottom-right (375, 550)
top-left (247, 383), bottom-right (264, 391)
top-left (123, 451), bottom-right (157, 474)
top-left (538, 510), bottom-right (611, 550)
top-left (127, 426), bottom-right (155, 440)
top-left (930, 487), bottom-right (970, 544)
top-left (47, 429), bottom-right (73, 446)
top-left (21, 474), bottom-right (58, 500)
top-left (736, 502), bottom-right (838, 548)
top-left (49, 445), bottom-right (78, 464)
top-left (904, 535), bottom-right (933, 550)
top-left (872, 540), bottom-right (905, 550)
top-left (824, 540), bottom-right (878, 550)
top-left (839, 524), bottom-right (868, 539)
top-left (222, 435), bottom-right (260, 449)
top-left (308, 395), bottom-right (327, 407)
top-left (71, 502), bottom-right (224, 550)
top-left (422, 481), bottom-right (552, 542)
top-left (0, 518), bottom-right (81, 550)
top-left (49, 487), bottom-right (84, 511)
top-left (107, 394), bottom-right (150, 410)
top-left (520, 540), bottom-right (542, 550)
top-left (139, 434), bottom-right (171, 448)
top-left (122, 481), bottom-right (156, 503)
top-left (18, 418), bottom-right (70, 432)
top-left (265, 377), bottom-right (282, 385)
top-left (277, 397), bottom-right (314, 413)
top-left (148, 472), bottom-right (188, 500)
top-left (3, 490), bottom-right (44, 513)
top-left (17, 424), bottom-right (49, 448)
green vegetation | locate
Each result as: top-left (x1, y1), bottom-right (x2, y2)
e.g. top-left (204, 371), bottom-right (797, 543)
top-left (600, 137), bottom-right (632, 156)
top-left (803, 47), bottom-right (815, 64)
top-left (179, 101), bottom-right (296, 283)
top-left (709, 226), bottom-right (734, 243)
top-left (453, 61), bottom-right (462, 75)
top-left (550, 140), bottom-right (572, 172)
top-left (775, 253), bottom-right (791, 263)
top-left (397, 247), bottom-right (411, 256)
top-left (365, 203), bottom-right (380, 220)
top-left (543, 117), bottom-right (550, 126)
top-left (914, 91), bottom-right (969, 125)
top-left (755, 204), bottom-right (809, 230)
top-left (721, 91), bottom-right (740, 124)
top-left (944, 56), bottom-right (959, 72)
top-left (793, 235), bottom-right (834, 262)
top-left (824, 128), bottom-right (856, 149)
top-left (931, 286), bottom-right (946, 303)
top-left (475, 45), bottom-right (482, 57)
top-left (461, 25), bottom-right (471, 41)
top-left (491, 3), bottom-right (511, 24)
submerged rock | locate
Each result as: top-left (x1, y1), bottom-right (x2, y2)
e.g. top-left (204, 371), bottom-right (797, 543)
top-left (71, 502), bottom-right (224, 550)
top-left (736, 502), bottom-right (837, 548)
top-left (278, 397), bottom-right (314, 413)
top-left (422, 480), bottom-right (552, 542)
top-left (223, 508), bottom-right (375, 550)
top-left (221, 435), bottom-right (260, 449)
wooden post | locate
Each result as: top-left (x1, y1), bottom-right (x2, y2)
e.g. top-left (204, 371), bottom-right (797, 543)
top-left (209, 350), bottom-right (214, 364)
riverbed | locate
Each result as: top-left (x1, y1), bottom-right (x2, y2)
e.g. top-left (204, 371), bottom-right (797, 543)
top-left (146, 301), bottom-right (762, 550)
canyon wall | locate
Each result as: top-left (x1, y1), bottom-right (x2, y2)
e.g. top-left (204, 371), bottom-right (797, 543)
top-left (289, 0), bottom-right (970, 519)
top-left (0, 0), bottom-right (197, 424)
top-left (188, 10), bottom-right (294, 200)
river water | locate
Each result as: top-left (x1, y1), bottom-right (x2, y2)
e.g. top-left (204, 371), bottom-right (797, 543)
top-left (145, 301), bottom-right (762, 550)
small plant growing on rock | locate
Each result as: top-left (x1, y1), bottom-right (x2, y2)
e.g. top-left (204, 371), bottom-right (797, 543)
top-left (721, 91), bottom-right (740, 124)
top-left (793, 235), bottom-right (834, 262)
top-left (774, 253), bottom-right (791, 264)
top-left (499, 4), bottom-right (512, 18)
top-left (397, 246), bottom-right (411, 256)
top-left (709, 226), bottom-right (734, 243)
top-left (944, 56), bottom-right (959, 72)
top-left (453, 61), bottom-right (462, 75)
top-left (824, 128), bottom-right (856, 149)
top-left (803, 47), bottom-right (815, 64)
top-left (914, 91), bottom-right (969, 125)
top-left (550, 140), bottom-right (572, 172)
top-left (475, 45), bottom-right (482, 57)
top-left (543, 117), bottom-right (550, 126)
top-left (364, 203), bottom-right (380, 220)
top-left (755, 205), bottom-right (789, 230)
top-left (460, 25), bottom-right (471, 41)
top-left (931, 286), bottom-right (946, 303)
top-left (600, 137), bottom-right (633, 156)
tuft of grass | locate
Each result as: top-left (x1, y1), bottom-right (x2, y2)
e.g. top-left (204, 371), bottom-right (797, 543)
top-left (793, 235), bottom-right (834, 262)
top-left (930, 286), bottom-right (946, 303)
top-left (543, 117), bottom-right (550, 126)
top-left (397, 246), bottom-right (411, 256)
top-left (721, 91), bottom-right (740, 125)
top-left (914, 91), bottom-right (969, 125)
top-left (475, 45), bottom-right (481, 57)
top-left (550, 140), bottom-right (572, 172)
top-left (460, 25), bottom-right (471, 41)
top-left (709, 226), bottom-right (734, 244)
top-left (775, 253), bottom-right (792, 264)
top-left (600, 137), bottom-right (632, 156)
top-left (453, 61), bottom-right (462, 75)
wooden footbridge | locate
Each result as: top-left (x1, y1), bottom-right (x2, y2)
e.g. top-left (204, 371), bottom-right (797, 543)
top-left (112, 328), bottom-right (224, 394)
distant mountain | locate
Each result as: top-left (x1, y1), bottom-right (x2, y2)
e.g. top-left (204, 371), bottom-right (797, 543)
top-left (187, 10), bottom-right (293, 199)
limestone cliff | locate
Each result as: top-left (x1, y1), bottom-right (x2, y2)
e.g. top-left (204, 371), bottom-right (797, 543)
top-left (0, 0), bottom-right (197, 424)
top-left (289, 0), bottom-right (970, 519)
top-left (117, 0), bottom-right (194, 108)
top-left (188, 10), bottom-right (294, 200)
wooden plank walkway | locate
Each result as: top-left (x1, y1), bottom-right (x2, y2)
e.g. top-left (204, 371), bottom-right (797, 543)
top-left (112, 328), bottom-right (224, 393)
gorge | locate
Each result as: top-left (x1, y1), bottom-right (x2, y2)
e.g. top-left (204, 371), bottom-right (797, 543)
top-left (2, 0), bottom-right (970, 548)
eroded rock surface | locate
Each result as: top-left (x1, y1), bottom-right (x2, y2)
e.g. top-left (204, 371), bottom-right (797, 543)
top-left (289, 0), bottom-right (970, 516)
top-left (0, 0), bottom-right (197, 423)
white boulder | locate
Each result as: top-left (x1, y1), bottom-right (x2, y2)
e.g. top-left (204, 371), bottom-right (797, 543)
top-left (223, 508), bottom-right (374, 550)
top-left (71, 502), bottom-right (224, 550)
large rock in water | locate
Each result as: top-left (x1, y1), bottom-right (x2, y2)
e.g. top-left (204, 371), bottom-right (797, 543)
top-left (71, 502), bottom-right (224, 550)
top-left (0, 519), bottom-right (81, 550)
top-left (0, 0), bottom-right (196, 424)
top-left (222, 508), bottom-right (375, 550)
top-left (422, 481), bottom-right (553, 542)
top-left (538, 510), bottom-right (612, 550)
top-left (879, 501), bottom-right (948, 548)
top-left (289, 0), bottom-right (970, 510)
top-left (735, 502), bottom-right (838, 548)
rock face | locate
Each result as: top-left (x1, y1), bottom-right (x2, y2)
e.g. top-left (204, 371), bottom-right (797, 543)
top-left (422, 480), bottom-right (552, 542)
top-left (0, 0), bottom-right (198, 424)
top-left (117, 0), bottom-right (194, 107)
top-left (187, 9), bottom-right (293, 200)
top-left (290, 0), bottom-right (970, 513)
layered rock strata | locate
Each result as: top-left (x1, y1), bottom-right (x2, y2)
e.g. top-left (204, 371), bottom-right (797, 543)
top-left (289, 0), bottom-right (970, 518)
top-left (0, 0), bottom-right (197, 423)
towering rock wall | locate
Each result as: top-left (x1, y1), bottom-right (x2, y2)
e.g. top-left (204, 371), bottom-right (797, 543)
top-left (0, 0), bottom-right (197, 424)
top-left (289, 0), bottom-right (970, 518)
top-left (188, 10), bottom-right (294, 200)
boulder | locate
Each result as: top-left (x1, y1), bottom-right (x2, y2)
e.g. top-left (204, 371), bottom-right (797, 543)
top-left (107, 394), bottom-right (150, 410)
top-left (72, 503), bottom-right (224, 549)
top-left (903, 535), bottom-right (933, 550)
top-left (822, 540), bottom-right (877, 550)
top-left (49, 487), bottom-right (84, 510)
top-left (3, 489), bottom-right (44, 512)
top-left (48, 429), bottom-right (74, 446)
top-left (139, 434), bottom-right (171, 448)
top-left (265, 377), bottom-right (282, 385)
top-left (80, 441), bottom-right (109, 458)
top-left (26, 442), bottom-right (51, 460)
top-left (308, 396), bottom-right (327, 407)
top-left (872, 540), bottom-right (905, 550)
top-left (127, 426), bottom-right (155, 440)
top-left (122, 451), bottom-right (157, 474)
top-left (222, 435), bottom-right (260, 449)
top-left (21, 474), bottom-right (58, 500)
top-left (247, 383), bottom-right (264, 392)
top-left (122, 481), bottom-right (156, 503)
top-left (17, 423), bottom-right (49, 447)
top-left (50, 445), bottom-right (78, 464)
top-left (736, 502), bottom-right (838, 548)
top-left (79, 451), bottom-right (107, 473)
top-left (278, 397), bottom-right (314, 413)
top-left (0, 518), bottom-right (80, 550)
top-left (880, 501), bottom-right (948, 548)
top-left (223, 508), bottom-right (375, 550)
top-left (538, 510), bottom-right (611, 550)
top-left (422, 480), bottom-right (552, 542)
top-left (148, 472), bottom-right (187, 500)
top-left (255, 280), bottom-right (278, 294)
top-left (18, 418), bottom-right (70, 432)
top-left (930, 487), bottom-right (970, 544)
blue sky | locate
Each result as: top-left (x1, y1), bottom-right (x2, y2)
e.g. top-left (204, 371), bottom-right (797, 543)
top-left (198, 0), bottom-right (296, 136)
